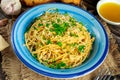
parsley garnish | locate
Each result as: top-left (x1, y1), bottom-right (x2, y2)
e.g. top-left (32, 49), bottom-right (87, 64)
top-left (38, 23), bottom-right (43, 26)
top-left (78, 45), bottom-right (85, 53)
top-left (46, 23), bottom-right (50, 27)
top-left (70, 33), bottom-right (78, 37)
top-left (33, 54), bottom-right (37, 60)
top-left (49, 64), bottom-right (55, 68)
top-left (56, 62), bottom-right (66, 69)
top-left (49, 28), bottom-right (54, 32)
top-left (33, 26), bottom-right (38, 30)
top-left (57, 19), bottom-right (61, 23)
top-left (34, 17), bottom-right (40, 21)
top-left (57, 42), bottom-right (62, 47)
top-left (70, 43), bottom-right (78, 47)
top-left (46, 39), bottom-right (52, 45)
top-left (79, 22), bottom-right (84, 26)
top-left (49, 61), bottom-right (66, 69)
top-left (52, 22), bottom-right (69, 36)
top-left (69, 17), bottom-right (76, 26)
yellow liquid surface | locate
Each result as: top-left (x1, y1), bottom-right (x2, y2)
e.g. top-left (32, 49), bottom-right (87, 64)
top-left (99, 2), bottom-right (120, 22)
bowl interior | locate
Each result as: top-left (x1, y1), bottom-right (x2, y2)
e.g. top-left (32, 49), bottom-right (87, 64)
top-left (11, 3), bottom-right (108, 78)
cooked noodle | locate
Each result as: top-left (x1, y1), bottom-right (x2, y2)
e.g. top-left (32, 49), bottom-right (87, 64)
top-left (25, 9), bottom-right (95, 69)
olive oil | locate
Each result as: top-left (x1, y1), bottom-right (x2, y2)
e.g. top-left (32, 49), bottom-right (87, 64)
top-left (99, 2), bottom-right (120, 22)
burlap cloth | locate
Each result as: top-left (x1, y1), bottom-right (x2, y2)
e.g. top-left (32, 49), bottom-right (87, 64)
top-left (0, 3), bottom-right (120, 80)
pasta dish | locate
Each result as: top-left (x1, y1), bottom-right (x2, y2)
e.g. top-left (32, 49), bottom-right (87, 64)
top-left (25, 9), bottom-right (95, 69)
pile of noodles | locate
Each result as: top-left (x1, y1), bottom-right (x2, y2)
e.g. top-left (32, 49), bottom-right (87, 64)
top-left (25, 9), bottom-right (94, 69)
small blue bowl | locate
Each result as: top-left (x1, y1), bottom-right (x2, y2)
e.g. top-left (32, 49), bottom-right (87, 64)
top-left (11, 3), bottom-right (109, 79)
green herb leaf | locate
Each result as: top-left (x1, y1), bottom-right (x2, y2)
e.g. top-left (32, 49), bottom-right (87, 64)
top-left (52, 59), bottom-right (56, 63)
top-left (49, 64), bottom-right (55, 68)
top-left (69, 17), bottom-right (76, 26)
top-left (42, 36), bottom-right (46, 40)
top-left (61, 22), bottom-right (69, 28)
top-left (79, 22), bottom-right (84, 26)
top-left (49, 28), bottom-right (54, 32)
top-left (71, 22), bottom-right (76, 26)
top-left (40, 42), bottom-right (43, 46)
top-left (57, 42), bottom-right (62, 47)
top-left (55, 62), bottom-right (66, 69)
top-left (79, 27), bottom-right (82, 31)
top-left (38, 23), bottom-right (43, 26)
top-left (78, 45), bottom-right (85, 53)
top-left (59, 62), bottom-right (66, 67)
top-left (57, 19), bottom-right (61, 23)
top-left (53, 23), bottom-right (60, 28)
top-left (26, 26), bottom-right (31, 32)
top-left (48, 61), bottom-right (66, 69)
top-left (33, 54), bottom-right (37, 60)
top-left (70, 33), bottom-right (78, 37)
top-left (46, 39), bottom-right (52, 45)
top-left (33, 26), bottom-right (38, 30)
top-left (70, 43), bottom-right (78, 47)
top-left (52, 23), bottom-right (63, 35)
top-left (44, 60), bottom-right (48, 63)
top-left (56, 64), bottom-right (61, 69)
top-left (52, 22), bottom-right (69, 36)
top-left (34, 17), bottom-right (40, 21)
top-left (46, 23), bottom-right (50, 27)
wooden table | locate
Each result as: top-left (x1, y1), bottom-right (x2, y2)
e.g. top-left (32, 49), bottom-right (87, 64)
top-left (0, 2), bottom-right (120, 80)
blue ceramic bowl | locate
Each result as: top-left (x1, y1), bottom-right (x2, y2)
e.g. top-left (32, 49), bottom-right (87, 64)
top-left (11, 3), bottom-right (109, 79)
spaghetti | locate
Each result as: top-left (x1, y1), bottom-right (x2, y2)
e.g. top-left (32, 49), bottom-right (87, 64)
top-left (25, 9), bottom-right (95, 69)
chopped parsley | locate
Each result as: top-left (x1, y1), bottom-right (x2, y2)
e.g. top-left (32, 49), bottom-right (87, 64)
top-left (49, 64), bottom-right (55, 68)
top-left (33, 54), bottom-right (37, 60)
top-left (70, 43), bottom-right (78, 47)
top-left (78, 45), bottom-right (85, 53)
top-left (33, 26), bottom-right (38, 30)
top-left (46, 39), bottom-right (52, 45)
top-left (57, 19), bottom-right (61, 23)
top-left (79, 22), bottom-right (84, 26)
top-left (52, 22), bottom-right (69, 36)
top-left (34, 17), bottom-right (41, 21)
top-left (46, 23), bottom-right (50, 27)
top-left (61, 22), bottom-right (69, 28)
top-left (49, 28), bottom-right (54, 32)
top-left (38, 23), bottom-right (43, 26)
top-left (56, 62), bottom-right (66, 69)
top-left (42, 36), bottom-right (46, 40)
top-left (70, 33), bottom-right (78, 37)
top-left (79, 27), bottom-right (82, 31)
top-left (69, 17), bottom-right (76, 26)
top-left (57, 42), bottom-right (62, 47)
top-left (49, 61), bottom-right (66, 69)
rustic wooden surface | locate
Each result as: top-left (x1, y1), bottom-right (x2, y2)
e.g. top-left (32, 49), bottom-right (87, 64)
top-left (0, 1), bottom-right (120, 80)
